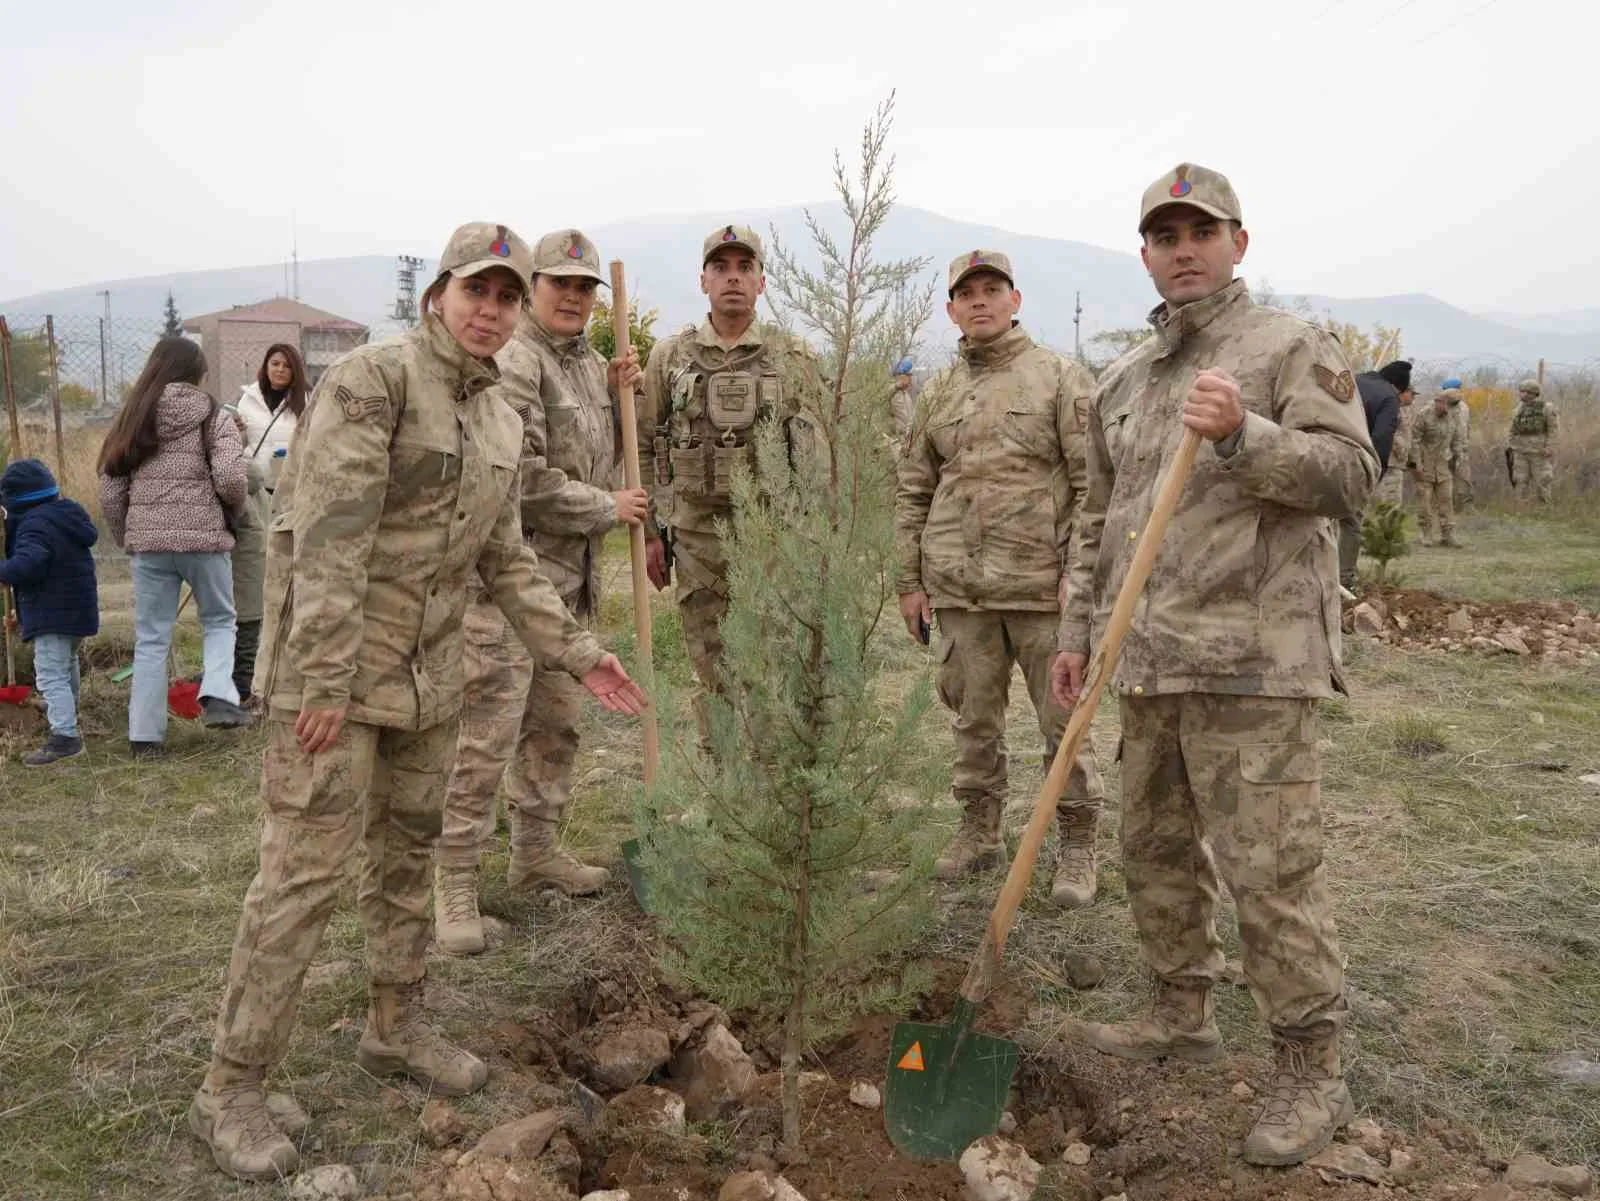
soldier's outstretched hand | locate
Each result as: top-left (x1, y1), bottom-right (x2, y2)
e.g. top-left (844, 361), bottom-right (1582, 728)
top-left (582, 653), bottom-right (648, 715)
top-left (1183, 367), bottom-right (1245, 442)
top-left (1051, 652), bottom-right (1087, 709)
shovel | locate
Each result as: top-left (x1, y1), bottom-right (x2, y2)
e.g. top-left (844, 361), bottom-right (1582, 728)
top-left (608, 261), bottom-right (660, 912)
top-left (885, 427), bottom-right (1203, 1162)
top-left (1, 588), bottom-right (33, 706)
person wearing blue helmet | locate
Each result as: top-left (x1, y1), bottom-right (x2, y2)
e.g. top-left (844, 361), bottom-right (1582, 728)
top-left (1439, 377), bottom-right (1474, 507)
top-left (891, 356), bottom-right (917, 445)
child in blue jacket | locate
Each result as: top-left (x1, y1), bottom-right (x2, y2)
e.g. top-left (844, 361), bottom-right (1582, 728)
top-left (0, 458), bottom-right (100, 765)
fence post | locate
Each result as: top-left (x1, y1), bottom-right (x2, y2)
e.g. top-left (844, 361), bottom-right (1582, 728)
top-left (99, 317), bottom-right (110, 410)
top-left (46, 315), bottom-right (65, 477)
top-left (0, 317), bottom-right (21, 458)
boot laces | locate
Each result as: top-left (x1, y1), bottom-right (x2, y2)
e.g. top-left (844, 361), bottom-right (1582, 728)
top-left (438, 875), bottom-right (478, 923)
top-left (1256, 1041), bottom-right (1323, 1130)
top-left (215, 1084), bottom-right (283, 1147)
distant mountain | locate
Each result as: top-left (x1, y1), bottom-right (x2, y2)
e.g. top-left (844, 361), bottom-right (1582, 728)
top-left (6, 206), bottom-right (1595, 370)
top-left (1475, 307), bottom-right (1600, 338)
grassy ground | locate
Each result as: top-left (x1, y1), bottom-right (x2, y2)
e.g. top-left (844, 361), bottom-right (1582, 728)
top-left (2, 513), bottom-right (1597, 1198)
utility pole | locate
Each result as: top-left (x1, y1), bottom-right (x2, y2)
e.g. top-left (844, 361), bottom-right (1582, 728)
top-left (1073, 291), bottom-right (1083, 362)
top-left (392, 256), bottom-right (424, 328)
top-left (1537, 357), bottom-right (1545, 390)
top-left (96, 290), bottom-right (110, 407)
top-left (291, 211), bottom-right (300, 300)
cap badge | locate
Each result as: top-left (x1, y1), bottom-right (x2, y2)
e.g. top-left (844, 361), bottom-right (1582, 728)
top-left (722, 225), bottom-right (738, 242)
top-left (490, 225), bottom-right (512, 258)
top-left (968, 251), bottom-right (986, 266)
top-left (1170, 164), bottom-right (1192, 198)
top-left (567, 235), bottom-right (585, 260)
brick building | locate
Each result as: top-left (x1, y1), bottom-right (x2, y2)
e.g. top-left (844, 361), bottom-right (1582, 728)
top-left (182, 297), bottom-right (368, 406)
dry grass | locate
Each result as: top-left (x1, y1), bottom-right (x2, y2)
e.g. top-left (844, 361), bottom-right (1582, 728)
top-left (1, 522), bottom-right (1598, 1198)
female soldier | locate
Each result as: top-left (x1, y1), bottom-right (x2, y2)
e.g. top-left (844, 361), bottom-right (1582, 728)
top-left (434, 228), bottom-right (650, 954)
top-left (189, 223), bottom-right (645, 1182)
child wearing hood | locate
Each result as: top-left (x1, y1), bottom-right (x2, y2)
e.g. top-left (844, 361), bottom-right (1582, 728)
top-left (0, 457), bottom-right (100, 765)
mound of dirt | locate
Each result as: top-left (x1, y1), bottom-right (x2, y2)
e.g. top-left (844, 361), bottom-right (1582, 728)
top-left (1345, 587), bottom-right (1600, 665)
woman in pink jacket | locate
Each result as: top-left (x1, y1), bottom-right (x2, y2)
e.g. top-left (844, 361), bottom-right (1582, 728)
top-left (99, 336), bottom-right (253, 750)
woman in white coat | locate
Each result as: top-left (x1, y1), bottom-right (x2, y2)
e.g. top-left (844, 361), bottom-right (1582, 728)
top-left (227, 343), bottom-right (305, 701)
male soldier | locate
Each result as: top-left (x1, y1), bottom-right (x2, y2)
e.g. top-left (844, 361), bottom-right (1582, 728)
top-left (1507, 378), bottom-right (1557, 504)
top-left (1050, 163), bottom-right (1377, 1166)
top-left (434, 229), bottom-right (648, 954)
top-left (1373, 360), bottom-right (1416, 508)
top-left (891, 356), bottom-right (917, 446)
top-left (1442, 377), bottom-right (1474, 507)
top-left (1408, 389), bottom-right (1463, 546)
top-left (638, 225), bottom-right (814, 744)
top-left (1337, 362), bottom-right (1401, 591)
top-left (896, 250), bottom-right (1105, 905)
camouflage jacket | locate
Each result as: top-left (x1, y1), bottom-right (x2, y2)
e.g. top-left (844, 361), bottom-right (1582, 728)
top-left (1389, 401), bottom-right (1415, 474)
top-left (257, 314), bottom-right (603, 729)
top-left (1508, 399), bottom-right (1557, 455)
top-left (638, 317), bottom-right (813, 536)
top-left (1059, 280), bottom-right (1377, 699)
top-left (895, 325), bottom-right (1092, 612)
top-left (494, 314), bottom-right (619, 614)
top-left (1407, 406), bottom-right (1464, 483)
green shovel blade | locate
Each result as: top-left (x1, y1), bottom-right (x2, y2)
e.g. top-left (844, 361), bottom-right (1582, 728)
top-left (884, 999), bottom-right (1017, 1161)
top-left (620, 837), bottom-right (653, 913)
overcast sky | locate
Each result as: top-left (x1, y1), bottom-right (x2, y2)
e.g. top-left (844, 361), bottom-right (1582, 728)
top-left (1, 0), bottom-right (1587, 313)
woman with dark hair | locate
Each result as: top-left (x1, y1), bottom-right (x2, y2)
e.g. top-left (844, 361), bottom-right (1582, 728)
top-left (227, 342), bottom-right (307, 702)
top-left (189, 223), bottom-right (645, 1183)
top-left (98, 336), bottom-right (253, 748)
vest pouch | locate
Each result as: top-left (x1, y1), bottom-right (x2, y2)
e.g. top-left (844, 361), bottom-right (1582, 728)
top-left (670, 441), bottom-right (710, 497)
top-left (707, 371), bottom-right (759, 435)
top-left (671, 369), bottom-right (704, 418)
top-left (712, 442), bottom-right (756, 497)
top-left (758, 372), bottom-right (783, 414)
top-left (653, 436), bottom-right (673, 487)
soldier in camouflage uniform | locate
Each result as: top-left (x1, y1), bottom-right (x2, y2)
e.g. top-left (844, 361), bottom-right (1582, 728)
top-left (190, 224), bottom-right (645, 1183)
top-left (1408, 390), bottom-right (1463, 546)
top-left (1374, 361), bottom-right (1416, 509)
top-left (1051, 164), bottom-right (1377, 1167)
top-left (1507, 378), bottom-right (1557, 504)
top-left (638, 224), bottom-right (818, 746)
top-left (895, 250), bottom-right (1105, 906)
top-left (434, 229), bottom-right (648, 956)
top-left (891, 356), bottom-right (917, 448)
top-left (1442, 378), bottom-right (1475, 507)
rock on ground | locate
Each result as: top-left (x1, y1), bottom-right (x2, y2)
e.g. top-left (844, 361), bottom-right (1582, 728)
top-left (441, 1158), bottom-right (575, 1201)
top-left (1307, 1142), bottom-right (1390, 1185)
top-left (1352, 602), bottom-right (1386, 636)
top-left (605, 1085), bottom-right (686, 1140)
top-left (960, 1135), bottom-right (1041, 1201)
top-left (670, 1023), bottom-right (758, 1121)
top-left (421, 1099), bottom-right (466, 1148)
top-left (586, 1024), bottom-right (673, 1091)
top-left (1551, 1050), bottom-right (1600, 1086)
top-left (1061, 1141), bottom-right (1092, 1166)
top-left (1505, 1152), bottom-right (1594, 1197)
top-left (847, 1081), bottom-right (881, 1109)
top-left (461, 1111), bottom-right (560, 1164)
top-left (579, 1193), bottom-right (631, 1201)
top-left (717, 1171), bottom-right (808, 1201)
top-left (289, 1165), bottom-right (361, 1201)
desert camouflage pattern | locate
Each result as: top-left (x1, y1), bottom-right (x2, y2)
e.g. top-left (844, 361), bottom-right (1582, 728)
top-left (1058, 280), bottom-right (1377, 698)
top-left (1508, 389), bottom-right (1557, 504)
top-left (254, 314), bottom-right (603, 729)
top-left (935, 607), bottom-right (1102, 816)
top-left (1119, 693), bottom-right (1346, 1031)
top-left (897, 325), bottom-right (1096, 612)
top-left (1139, 161), bottom-right (1243, 232)
top-left (1374, 401), bottom-right (1415, 507)
top-left (1444, 391), bottom-right (1474, 506)
top-left (639, 317), bottom-right (814, 712)
top-left (212, 716), bottom-right (459, 1066)
top-left (1408, 403), bottom-right (1462, 484)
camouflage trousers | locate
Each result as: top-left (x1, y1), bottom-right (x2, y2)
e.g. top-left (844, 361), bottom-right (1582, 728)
top-left (1372, 468), bottom-right (1406, 509)
top-left (212, 714), bottom-right (458, 1068)
top-left (1511, 450), bottom-right (1554, 504)
top-left (437, 597), bottom-right (585, 870)
top-left (230, 489), bottom-right (270, 624)
top-left (1414, 473), bottom-right (1455, 541)
top-left (935, 608), bottom-right (1103, 814)
top-left (1452, 458), bottom-right (1474, 508)
top-left (1119, 692), bottom-right (1345, 1031)
top-left (672, 523), bottom-right (730, 746)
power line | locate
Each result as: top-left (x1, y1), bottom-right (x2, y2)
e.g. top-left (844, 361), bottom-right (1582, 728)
top-left (1412, 0), bottom-right (1503, 48)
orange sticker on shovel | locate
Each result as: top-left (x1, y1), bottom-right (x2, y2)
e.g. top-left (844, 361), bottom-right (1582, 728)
top-left (897, 1042), bottom-right (926, 1071)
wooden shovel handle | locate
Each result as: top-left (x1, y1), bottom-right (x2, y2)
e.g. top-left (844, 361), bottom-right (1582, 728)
top-left (2, 587), bottom-right (16, 688)
top-left (609, 261), bottom-right (660, 788)
top-left (960, 427), bottom-right (1204, 1003)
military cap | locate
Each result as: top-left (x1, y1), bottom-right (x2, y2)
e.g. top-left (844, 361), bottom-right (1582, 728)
top-left (703, 224), bottom-right (764, 266)
top-left (531, 228), bottom-right (605, 284)
top-left (1519, 378), bottom-right (1542, 397)
top-left (1139, 162), bottom-right (1243, 234)
top-left (948, 249), bottom-right (1015, 294)
top-left (437, 222), bottom-right (534, 291)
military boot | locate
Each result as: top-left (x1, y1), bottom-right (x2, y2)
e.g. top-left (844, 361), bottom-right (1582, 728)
top-left (434, 864), bottom-right (485, 956)
top-left (188, 1059), bottom-right (300, 1181)
top-left (934, 794), bottom-right (1008, 880)
top-left (1243, 1022), bottom-right (1354, 1166)
top-left (356, 982), bottom-right (488, 1096)
top-left (1081, 978), bottom-right (1223, 1063)
top-left (1050, 807), bottom-right (1099, 909)
top-left (508, 815), bottom-right (610, 896)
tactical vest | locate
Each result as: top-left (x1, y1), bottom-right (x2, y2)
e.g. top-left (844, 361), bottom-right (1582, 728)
top-left (656, 343), bottom-right (784, 502)
top-left (1510, 401), bottom-right (1549, 438)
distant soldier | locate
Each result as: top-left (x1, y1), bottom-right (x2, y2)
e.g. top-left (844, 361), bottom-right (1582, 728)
top-left (1373, 360), bottom-right (1416, 508)
top-left (1441, 377), bottom-right (1474, 507)
top-left (896, 249), bottom-right (1105, 905)
top-left (1052, 162), bottom-right (1376, 1167)
top-left (1408, 390), bottom-right (1464, 546)
top-left (891, 356), bottom-right (917, 446)
top-left (638, 225), bottom-right (822, 749)
top-left (1507, 378), bottom-right (1557, 504)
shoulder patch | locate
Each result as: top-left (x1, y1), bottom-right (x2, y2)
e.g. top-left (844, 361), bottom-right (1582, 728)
top-left (1312, 364), bottom-right (1356, 404)
top-left (336, 385), bottom-right (390, 423)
